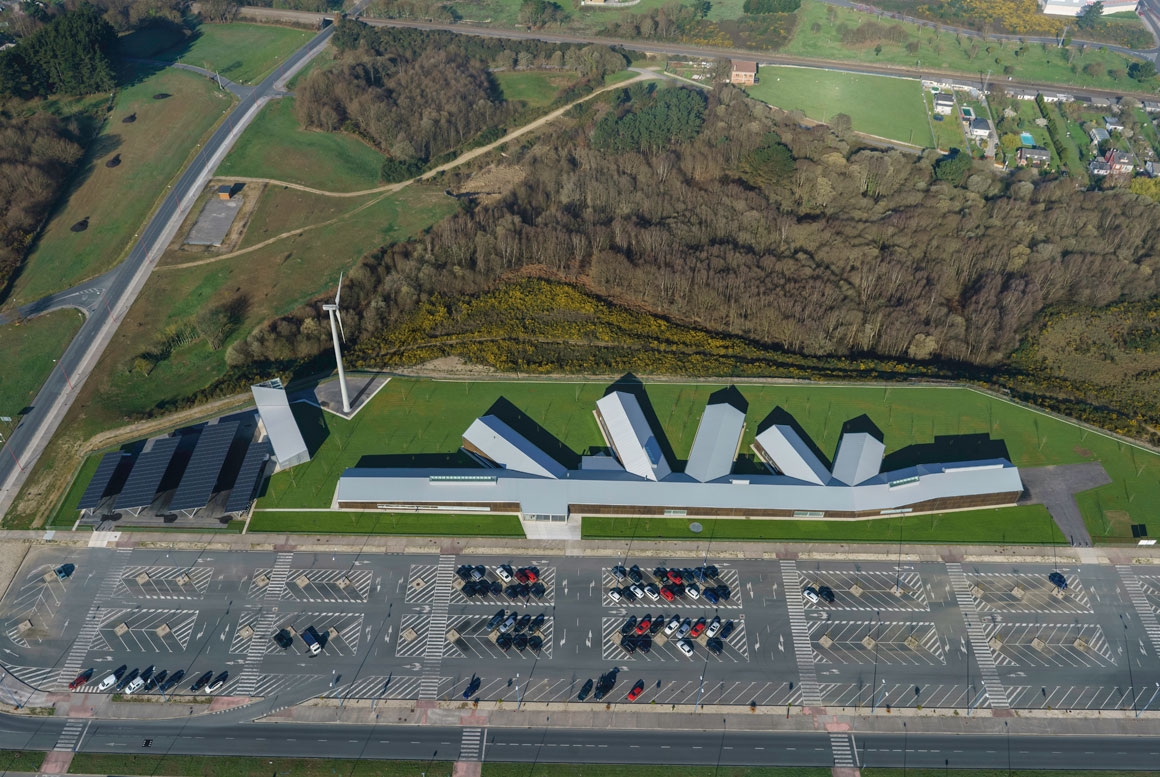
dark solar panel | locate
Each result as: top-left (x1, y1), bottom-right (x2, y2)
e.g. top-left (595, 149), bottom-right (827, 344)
top-left (77, 452), bottom-right (124, 510)
top-left (224, 440), bottom-right (271, 514)
top-left (114, 437), bottom-right (180, 510)
top-left (168, 421), bottom-right (240, 512)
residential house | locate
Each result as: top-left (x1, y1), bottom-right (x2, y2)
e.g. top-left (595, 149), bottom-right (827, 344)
top-left (968, 117), bottom-right (993, 139)
top-left (730, 60), bottom-right (757, 85)
top-left (1090, 127), bottom-right (1111, 147)
top-left (1017, 146), bottom-right (1051, 167)
top-left (1142, 100), bottom-right (1160, 113)
top-left (1090, 96), bottom-right (1116, 109)
top-left (933, 93), bottom-right (955, 115)
top-left (1009, 88), bottom-right (1039, 101)
top-left (1104, 115), bottom-right (1125, 132)
top-left (1106, 149), bottom-right (1135, 174)
top-left (1090, 159), bottom-right (1112, 176)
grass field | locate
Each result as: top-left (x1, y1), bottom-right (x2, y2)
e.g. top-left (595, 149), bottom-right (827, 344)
top-left (0, 310), bottom-right (84, 422)
top-left (782, 0), bottom-right (1145, 92)
top-left (216, 98), bottom-right (385, 191)
top-left (746, 67), bottom-right (933, 146)
top-left (495, 70), bottom-right (581, 107)
top-left (6, 68), bottom-right (232, 307)
top-left (0, 752), bottom-right (45, 773)
top-left (583, 505), bottom-right (1064, 544)
top-left (924, 92), bottom-right (963, 151)
top-left (248, 511), bottom-right (525, 535)
top-left (123, 23), bottom-right (313, 85)
top-left (254, 378), bottom-right (1160, 543)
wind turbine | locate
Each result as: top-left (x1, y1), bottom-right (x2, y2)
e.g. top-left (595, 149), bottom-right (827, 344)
top-left (322, 273), bottom-right (352, 414)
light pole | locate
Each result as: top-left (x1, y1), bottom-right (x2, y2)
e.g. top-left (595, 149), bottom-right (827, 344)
top-left (515, 671), bottom-right (522, 709)
top-left (870, 610), bottom-right (883, 712)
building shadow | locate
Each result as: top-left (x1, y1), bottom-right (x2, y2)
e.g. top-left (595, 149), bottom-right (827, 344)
top-left (291, 401), bottom-right (329, 457)
top-left (602, 374), bottom-right (678, 471)
top-left (881, 433), bottom-right (1010, 472)
top-left (355, 451), bottom-right (477, 469)
top-left (483, 397), bottom-right (579, 470)
top-left (706, 385), bottom-right (749, 415)
top-left (839, 414), bottom-right (884, 442)
top-left (754, 406), bottom-right (833, 470)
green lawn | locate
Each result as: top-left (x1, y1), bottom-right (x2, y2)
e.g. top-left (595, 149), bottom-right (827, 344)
top-left (783, 0), bottom-right (1146, 92)
top-left (0, 752), bottom-right (45, 773)
top-left (924, 91), bottom-right (964, 151)
top-left (0, 310), bottom-right (84, 422)
top-left (496, 70), bottom-right (581, 107)
top-left (47, 451), bottom-right (102, 528)
top-left (746, 67), bottom-right (933, 146)
top-left (255, 378), bottom-right (1160, 543)
top-left (216, 97), bottom-right (385, 191)
top-left (248, 511), bottom-right (525, 535)
top-left (7, 67), bottom-right (232, 306)
top-left (583, 505), bottom-right (1063, 544)
top-left (125, 23), bottom-right (313, 85)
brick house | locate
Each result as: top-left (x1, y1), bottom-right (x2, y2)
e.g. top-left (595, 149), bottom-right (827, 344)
top-left (730, 60), bottom-right (757, 85)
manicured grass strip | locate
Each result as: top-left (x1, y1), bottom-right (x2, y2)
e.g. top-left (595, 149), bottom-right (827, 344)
top-left (217, 97), bottom-right (385, 191)
top-left (47, 453), bottom-right (102, 528)
top-left (746, 67), bottom-right (933, 147)
top-left (248, 511), bottom-right (525, 536)
top-left (865, 772), bottom-right (1155, 777)
top-left (0, 310), bottom-right (84, 422)
top-left (582, 505), bottom-right (1065, 545)
top-left (484, 768), bottom-right (831, 777)
top-left (156, 23), bottom-right (312, 85)
top-left (0, 751), bottom-right (45, 772)
top-left (68, 754), bottom-right (454, 777)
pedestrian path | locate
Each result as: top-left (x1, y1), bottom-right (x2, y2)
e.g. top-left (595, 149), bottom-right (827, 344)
top-left (418, 555), bottom-right (455, 700)
top-left (946, 562), bottom-right (1008, 709)
top-left (780, 560), bottom-right (821, 706)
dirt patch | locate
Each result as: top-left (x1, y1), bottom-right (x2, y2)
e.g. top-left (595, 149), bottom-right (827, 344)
top-left (454, 164), bottom-right (525, 205)
top-left (1073, 446), bottom-right (1094, 458)
top-left (398, 356), bottom-right (498, 376)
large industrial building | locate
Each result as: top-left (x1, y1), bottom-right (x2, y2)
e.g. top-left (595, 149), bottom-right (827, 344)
top-left (333, 389), bottom-right (1024, 528)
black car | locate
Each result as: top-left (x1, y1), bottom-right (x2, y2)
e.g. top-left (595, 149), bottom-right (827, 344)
top-left (273, 629), bottom-right (294, 649)
top-left (818, 585), bottom-right (836, 603)
top-left (704, 565), bottom-right (719, 578)
top-left (620, 586), bottom-right (637, 602)
top-left (514, 633), bottom-right (529, 651)
top-left (1049, 571), bottom-right (1068, 590)
top-left (456, 566), bottom-right (473, 582)
top-left (648, 616), bottom-right (665, 635)
top-left (462, 582), bottom-right (478, 598)
top-left (715, 584), bottom-right (731, 601)
top-left (530, 613), bottom-right (546, 633)
top-left (190, 670), bottom-right (214, 692)
top-left (115, 668), bottom-right (139, 692)
top-left (720, 620), bottom-right (736, 641)
top-left (144, 670), bottom-right (167, 692)
top-left (463, 676), bottom-right (481, 699)
top-left (578, 678), bottom-right (594, 701)
top-left (653, 566), bottom-right (668, 578)
top-left (518, 583), bottom-right (532, 598)
top-left (505, 584), bottom-right (522, 599)
top-left (496, 633), bottom-right (514, 651)
top-left (139, 665), bottom-right (155, 683)
top-left (636, 635), bottom-right (652, 654)
top-left (628, 565), bottom-right (643, 584)
top-left (611, 565), bottom-right (627, 581)
top-left (620, 616), bottom-right (638, 636)
top-left (159, 670), bottom-right (184, 693)
top-left (530, 582), bottom-right (546, 599)
top-left (515, 614), bottom-right (532, 633)
top-left (620, 635), bottom-right (637, 653)
top-left (487, 609), bottom-right (507, 630)
top-left (706, 637), bottom-right (724, 655)
top-left (489, 581), bottom-right (503, 596)
top-left (528, 635), bottom-right (543, 652)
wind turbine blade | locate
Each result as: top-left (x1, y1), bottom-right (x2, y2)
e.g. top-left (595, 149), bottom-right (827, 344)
top-left (337, 310), bottom-right (346, 344)
top-left (336, 272), bottom-right (344, 307)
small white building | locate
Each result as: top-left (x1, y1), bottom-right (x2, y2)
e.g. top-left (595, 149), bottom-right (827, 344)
top-left (753, 424), bottom-right (831, 485)
top-left (933, 93), bottom-right (955, 115)
top-left (968, 117), bottom-right (994, 139)
top-left (1040, 0), bottom-right (1136, 16)
top-left (462, 415), bottom-right (567, 479)
top-left (594, 391), bottom-right (672, 481)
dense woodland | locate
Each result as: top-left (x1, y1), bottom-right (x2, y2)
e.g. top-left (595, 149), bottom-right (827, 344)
top-left (0, 4), bottom-right (118, 97)
top-left (231, 69), bottom-right (1160, 436)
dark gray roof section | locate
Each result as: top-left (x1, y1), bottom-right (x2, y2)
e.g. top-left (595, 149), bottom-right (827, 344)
top-left (169, 421), bottom-right (240, 512)
top-left (224, 440), bottom-right (271, 514)
top-left (685, 402), bottom-right (745, 483)
top-left (77, 452), bottom-right (125, 510)
top-left (114, 437), bottom-right (180, 511)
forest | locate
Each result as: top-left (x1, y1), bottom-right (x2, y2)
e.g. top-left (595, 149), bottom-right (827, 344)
top-left (227, 74), bottom-right (1160, 440)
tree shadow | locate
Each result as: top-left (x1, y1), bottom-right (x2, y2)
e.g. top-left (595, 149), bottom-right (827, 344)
top-left (754, 406), bottom-right (833, 470)
top-left (601, 373), bottom-right (678, 471)
top-left (483, 397), bottom-right (579, 470)
top-left (116, 18), bottom-right (198, 85)
top-left (881, 433), bottom-right (1010, 473)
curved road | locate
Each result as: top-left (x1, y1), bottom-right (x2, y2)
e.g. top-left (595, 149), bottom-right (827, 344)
top-left (0, 26), bottom-right (336, 516)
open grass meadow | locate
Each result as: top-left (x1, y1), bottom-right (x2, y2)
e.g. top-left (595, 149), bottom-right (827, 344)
top-left (254, 378), bottom-right (1160, 543)
top-left (0, 310), bottom-right (84, 422)
top-left (782, 0), bottom-right (1145, 92)
top-left (7, 67), bottom-right (232, 307)
top-left (216, 98), bottom-right (385, 191)
top-left (746, 67), bottom-right (933, 147)
top-left (247, 511), bottom-right (525, 535)
top-left (121, 23), bottom-right (312, 85)
top-left (495, 70), bottom-right (582, 108)
top-left (583, 505), bottom-right (1064, 544)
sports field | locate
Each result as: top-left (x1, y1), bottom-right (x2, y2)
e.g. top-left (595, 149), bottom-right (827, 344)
top-left (254, 378), bottom-right (1160, 543)
top-left (745, 67), bottom-right (933, 147)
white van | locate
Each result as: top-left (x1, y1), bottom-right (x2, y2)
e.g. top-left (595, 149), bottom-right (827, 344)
top-left (98, 673), bottom-right (118, 692)
top-left (124, 677), bottom-right (145, 695)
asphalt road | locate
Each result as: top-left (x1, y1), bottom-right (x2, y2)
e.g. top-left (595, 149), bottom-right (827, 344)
top-left (0, 25), bottom-right (336, 517)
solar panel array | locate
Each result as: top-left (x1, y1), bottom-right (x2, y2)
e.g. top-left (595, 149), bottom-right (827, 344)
top-left (169, 421), bottom-right (240, 512)
top-left (77, 452), bottom-right (124, 510)
top-left (114, 437), bottom-right (180, 510)
top-left (223, 440), bottom-right (271, 514)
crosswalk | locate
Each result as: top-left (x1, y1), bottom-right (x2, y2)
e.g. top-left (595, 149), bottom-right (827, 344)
top-left (1117, 566), bottom-right (1160, 656)
top-left (946, 562), bottom-right (1008, 709)
top-left (830, 732), bottom-right (856, 768)
top-left (459, 727), bottom-right (484, 761)
top-left (780, 560), bottom-right (821, 706)
top-left (59, 550), bottom-right (131, 681)
top-left (233, 553), bottom-right (293, 696)
top-left (53, 719), bottom-right (87, 752)
top-left (418, 556), bottom-right (455, 700)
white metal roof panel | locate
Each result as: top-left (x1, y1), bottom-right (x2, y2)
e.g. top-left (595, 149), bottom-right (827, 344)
top-left (685, 402), bottom-right (745, 482)
top-left (753, 425), bottom-right (831, 484)
top-left (594, 392), bottom-right (671, 481)
top-left (253, 383), bottom-right (309, 468)
top-left (462, 415), bottom-right (566, 479)
top-left (831, 433), bottom-right (885, 486)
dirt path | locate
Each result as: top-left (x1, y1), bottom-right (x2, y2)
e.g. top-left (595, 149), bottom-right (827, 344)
top-left (160, 72), bottom-right (653, 272)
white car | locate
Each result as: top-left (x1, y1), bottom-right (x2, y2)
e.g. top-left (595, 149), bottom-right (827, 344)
top-left (205, 673), bottom-right (227, 694)
top-left (664, 615), bottom-right (681, 636)
top-left (608, 588), bottom-right (623, 603)
top-left (706, 616), bottom-right (722, 638)
top-left (498, 614), bottom-right (518, 634)
top-left (643, 584), bottom-right (660, 601)
top-left (97, 673), bottom-right (118, 692)
top-left (677, 638), bottom-right (695, 657)
top-left (495, 565), bottom-right (513, 583)
top-left (686, 583), bottom-right (700, 599)
top-left (124, 677), bottom-right (145, 695)
top-left (802, 587), bottom-right (821, 604)
top-left (629, 584), bottom-right (645, 599)
top-left (676, 618), bottom-right (693, 638)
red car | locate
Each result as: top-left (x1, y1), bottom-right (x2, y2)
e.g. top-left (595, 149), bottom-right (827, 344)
top-left (689, 618), bottom-right (707, 639)
top-left (627, 680), bottom-right (645, 702)
top-left (666, 570), bottom-right (683, 584)
top-left (634, 616), bottom-right (651, 635)
top-left (659, 586), bottom-right (676, 602)
top-left (522, 568), bottom-right (539, 583)
top-left (514, 569), bottom-right (530, 584)
top-left (69, 669), bottom-right (93, 690)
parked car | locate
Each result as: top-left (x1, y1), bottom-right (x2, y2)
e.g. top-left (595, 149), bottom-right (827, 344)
top-left (620, 635), bottom-right (637, 654)
top-left (667, 570), bottom-right (683, 584)
top-left (124, 677), bottom-right (145, 695)
top-left (515, 614), bottom-right (532, 633)
top-left (98, 665), bottom-right (126, 692)
top-left (205, 671), bottom-right (228, 694)
top-left (653, 566), bottom-right (668, 579)
top-left (496, 565), bottom-right (514, 582)
top-left (115, 668), bottom-right (139, 692)
top-left (463, 676), bottom-right (481, 699)
top-left (496, 633), bottom-right (513, 651)
top-left (273, 629), bottom-right (294, 649)
top-left (648, 616), bottom-right (665, 635)
top-left (643, 584), bottom-right (660, 601)
top-left (687, 583), bottom-right (701, 600)
top-left (530, 613), bottom-right (546, 633)
top-left (706, 616), bottom-right (722, 638)
top-left (715, 584), bottom-right (731, 601)
top-left (190, 670), bottom-right (214, 692)
top-left (144, 670), bottom-right (167, 693)
top-left (818, 586), bottom-right (836, 603)
top-left (706, 637), bottom-right (724, 655)
top-left (620, 586), bottom-right (637, 602)
top-left (703, 587), bottom-right (719, 605)
top-left (470, 565), bottom-right (487, 582)
top-left (677, 638), bottom-right (695, 657)
top-left (608, 588), bottom-right (623, 602)
top-left (659, 586), bottom-right (676, 602)
top-left (513, 633), bottom-right (529, 651)
top-left (620, 616), bottom-right (638, 636)
top-left (69, 669), bottom-right (93, 690)
top-left (720, 620), bottom-right (736, 641)
top-left (634, 615), bottom-right (652, 635)
top-left (664, 615), bottom-right (681, 636)
top-left (677, 618), bottom-right (693, 638)
top-left (487, 609), bottom-right (507, 630)
top-left (530, 583), bottom-right (546, 598)
top-left (514, 569), bottom-right (531, 584)
top-left (54, 564), bottom-right (75, 581)
top-left (802, 586), bottom-right (821, 604)
top-left (611, 566), bottom-right (627, 582)
top-left (578, 679), bottom-right (594, 701)
top-left (636, 635), bottom-right (652, 654)
top-left (689, 617), bottom-right (707, 638)
top-left (159, 670), bottom-right (184, 693)
top-left (498, 614), bottom-right (518, 634)
top-left (528, 635), bottom-right (543, 652)
top-left (628, 565), bottom-right (643, 584)
top-left (627, 680), bottom-right (645, 701)
top-left (1049, 571), bottom-right (1068, 590)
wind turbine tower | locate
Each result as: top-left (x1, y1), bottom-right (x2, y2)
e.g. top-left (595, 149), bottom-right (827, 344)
top-left (322, 273), bottom-right (352, 414)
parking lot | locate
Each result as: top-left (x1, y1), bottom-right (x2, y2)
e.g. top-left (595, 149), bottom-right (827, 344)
top-left (1, 547), bottom-right (1158, 712)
